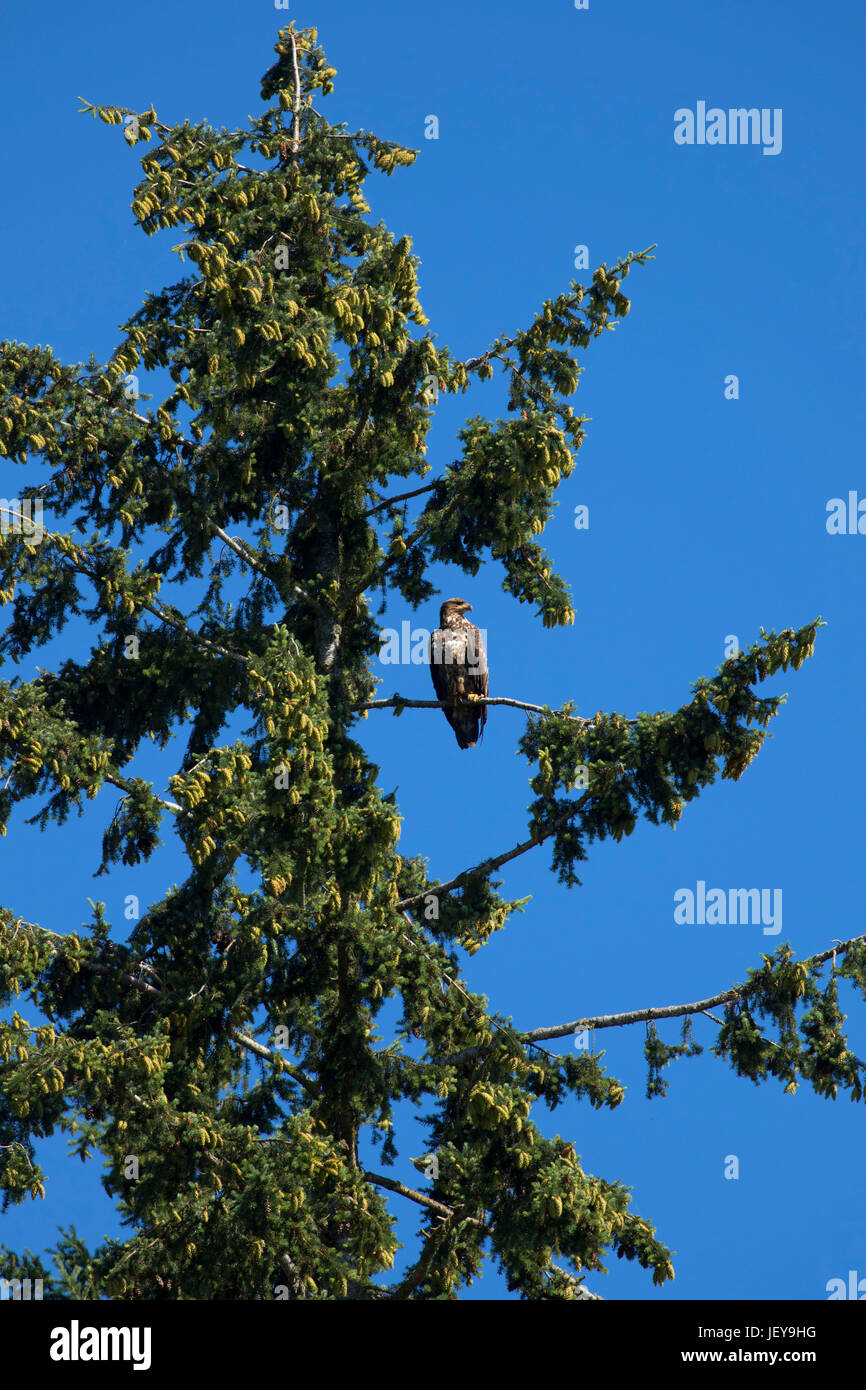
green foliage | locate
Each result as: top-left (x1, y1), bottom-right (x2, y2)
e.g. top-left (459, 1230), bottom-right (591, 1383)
top-left (0, 23), bottom-right (854, 1301)
top-left (518, 619), bottom-right (822, 886)
top-left (714, 947), bottom-right (864, 1101)
top-left (645, 1021), bottom-right (703, 1099)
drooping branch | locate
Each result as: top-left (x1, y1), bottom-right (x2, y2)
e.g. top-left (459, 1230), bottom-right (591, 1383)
top-left (104, 770), bottom-right (182, 815)
top-left (57, 535), bottom-right (252, 665)
top-left (397, 912), bottom-right (555, 1062)
top-left (208, 522), bottom-right (273, 581)
top-left (207, 520), bottom-right (324, 616)
top-left (141, 595), bottom-right (251, 664)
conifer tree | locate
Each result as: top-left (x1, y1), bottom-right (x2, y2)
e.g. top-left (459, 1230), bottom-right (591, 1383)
top-left (1, 23), bottom-right (862, 1300)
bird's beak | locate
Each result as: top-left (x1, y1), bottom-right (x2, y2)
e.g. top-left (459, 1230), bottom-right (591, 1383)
top-left (461, 602), bottom-right (472, 613)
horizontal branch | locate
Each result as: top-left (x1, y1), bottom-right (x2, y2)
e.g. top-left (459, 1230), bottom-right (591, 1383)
top-left (433, 933), bottom-right (866, 1069)
top-left (521, 931), bottom-right (866, 1043)
top-left (358, 692), bottom-right (591, 721)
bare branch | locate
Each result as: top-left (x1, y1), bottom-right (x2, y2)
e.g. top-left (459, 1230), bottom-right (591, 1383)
top-left (229, 1030), bottom-right (319, 1097)
top-left (358, 692), bottom-right (591, 721)
top-left (434, 933), bottom-right (866, 1068)
top-left (208, 523), bottom-right (272, 580)
top-left (521, 931), bottom-right (866, 1043)
top-left (287, 28), bottom-right (302, 161)
top-left (395, 796), bottom-right (590, 910)
top-left (364, 1169), bottom-right (481, 1225)
top-left (361, 483), bottom-right (437, 518)
top-left (79, 383), bottom-right (150, 427)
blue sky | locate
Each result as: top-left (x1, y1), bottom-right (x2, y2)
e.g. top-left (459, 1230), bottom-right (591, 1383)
top-left (1, 0), bottom-right (864, 1300)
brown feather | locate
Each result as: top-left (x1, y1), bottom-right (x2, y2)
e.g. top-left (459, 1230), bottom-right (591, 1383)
top-left (429, 598), bottom-right (488, 748)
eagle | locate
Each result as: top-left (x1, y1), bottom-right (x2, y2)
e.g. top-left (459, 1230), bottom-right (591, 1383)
top-left (429, 598), bottom-right (488, 749)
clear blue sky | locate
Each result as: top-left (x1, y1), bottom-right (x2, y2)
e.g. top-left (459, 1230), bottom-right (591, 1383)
top-left (1, 0), bottom-right (864, 1300)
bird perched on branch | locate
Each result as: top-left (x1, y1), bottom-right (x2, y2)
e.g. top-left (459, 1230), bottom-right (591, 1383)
top-left (429, 598), bottom-right (488, 748)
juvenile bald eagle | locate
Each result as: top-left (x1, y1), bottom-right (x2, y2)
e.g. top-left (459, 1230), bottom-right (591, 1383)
top-left (429, 598), bottom-right (488, 749)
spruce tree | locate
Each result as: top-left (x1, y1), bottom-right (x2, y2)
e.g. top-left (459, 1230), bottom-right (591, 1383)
top-left (1, 23), bottom-right (861, 1300)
